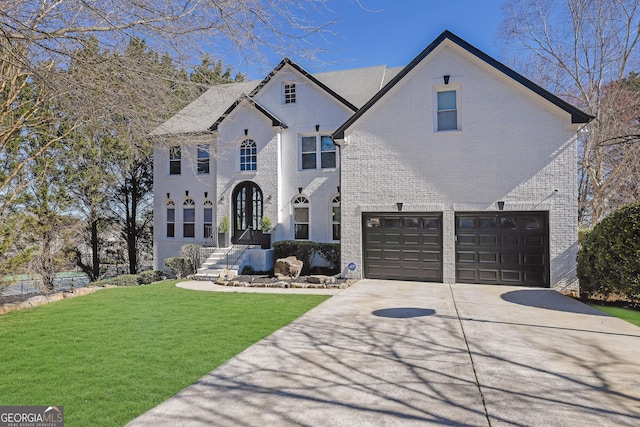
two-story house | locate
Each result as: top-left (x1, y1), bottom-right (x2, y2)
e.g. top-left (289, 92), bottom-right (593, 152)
top-left (151, 31), bottom-right (591, 291)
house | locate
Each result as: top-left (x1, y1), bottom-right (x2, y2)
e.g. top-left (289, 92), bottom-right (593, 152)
top-left (151, 30), bottom-right (591, 291)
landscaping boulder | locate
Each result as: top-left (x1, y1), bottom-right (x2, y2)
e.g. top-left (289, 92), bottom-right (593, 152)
top-left (215, 269), bottom-right (237, 285)
top-left (307, 275), bottom-right (336, 285)
top-left (274, 256), bottom-right (303, 279)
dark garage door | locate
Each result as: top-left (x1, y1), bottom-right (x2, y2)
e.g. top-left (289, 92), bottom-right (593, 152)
top-left (455, 212), bottom-right (549, 287)
top-left (363, 213), bottom-right (442, 282)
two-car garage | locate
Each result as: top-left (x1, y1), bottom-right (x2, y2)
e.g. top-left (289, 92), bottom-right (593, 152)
top-left (363, 212), bottom-right (549, 287)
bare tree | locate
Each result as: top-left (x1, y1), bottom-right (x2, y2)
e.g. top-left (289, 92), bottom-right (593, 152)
top-left (501, 0), bottom-right (640, 224)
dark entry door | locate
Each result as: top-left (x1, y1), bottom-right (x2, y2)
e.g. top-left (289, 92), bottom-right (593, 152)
top-left (232, 181), bottom-right (263, 244)
top-left (363, 213), bottom-right (443, 282)
top-left (455, 212), bottom-right (549, 287)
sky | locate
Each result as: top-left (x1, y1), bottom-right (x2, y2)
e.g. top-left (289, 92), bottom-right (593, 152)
top-left (237, 0), bottom-right (507, 79)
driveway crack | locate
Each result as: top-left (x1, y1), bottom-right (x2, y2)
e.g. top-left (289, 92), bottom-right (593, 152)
top-left (448, 283), bottom-right (492, 427)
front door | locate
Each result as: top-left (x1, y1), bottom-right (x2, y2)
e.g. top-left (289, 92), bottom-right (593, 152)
top-left (232, 181), bottom-right (263, 244)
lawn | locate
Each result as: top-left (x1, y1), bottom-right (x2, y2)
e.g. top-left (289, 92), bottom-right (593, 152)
top-left (0, 281), bottom-right (329, 426)
top-left (589, 304), bottom-right (640, 327)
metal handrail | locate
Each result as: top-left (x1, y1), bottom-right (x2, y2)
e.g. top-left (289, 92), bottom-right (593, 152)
top-left (225, 228), bottom-right (252, 269)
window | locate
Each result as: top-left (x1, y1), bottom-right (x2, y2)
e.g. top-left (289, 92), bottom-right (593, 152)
top-left (301, 135), bottom-right (337, 170)
top-left (437, 90), bottom-right (457, 131)
top-left (283, 82), bottom-right (296, 104)
top-left (166, 201), bottom-right (175, 238)
top-left (240, 139), bottom-right (257, 171)
top-left (169, 146), bottom-right (181, 175)
top-left (197, 145), bottom-right (210, 174)
top-left (203, 200), bottom-right (213, 238)
top-left (293, 196), bottom-right (309, 240)
top-left (331, 195), bottom-right (340, 241)
top-left (183, 198), bottom-right (195, 238)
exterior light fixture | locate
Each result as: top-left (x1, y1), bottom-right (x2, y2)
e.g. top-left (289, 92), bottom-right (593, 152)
top-left (497, 201), bottom-right (505, 210)
top-left (266, 195), bottom-right (272, 204)
top-left (185, 190), bottom-right (189, 197)
top-left (337, 186), bottom-right (340, 193)
top-left (244, 129), bottom-right (249, 135)
top-left (315, 124), bottom-right (320, 131)
top-left (219, 195), bottom-right (225, 205)
top-left (443, 75), bottom-right (450, 84)
top-left (204, 192), bottom-right (208, 198)
top-left (166, 193), bottom-right (170, 199)
top-left (298, 187), bottom-right (303, 194)
top-left (397, 202), bottom-right (404, 212)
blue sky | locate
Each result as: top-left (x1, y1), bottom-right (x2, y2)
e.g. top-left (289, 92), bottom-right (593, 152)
top-left (238, 0), bottom-right (506, 78)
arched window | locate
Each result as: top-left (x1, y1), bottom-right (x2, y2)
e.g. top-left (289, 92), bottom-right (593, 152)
top-left (166, 200), bottom-right (175, 238)
top-left (240, 139), bottom-right (257, 171)
top-left (183, 198), bottom-right (196, 238)
top-left (294, 196), bottom-right (310, 240)
top-left (331, 195), bottom-right (340, 241)
top-left (203, 200), bottom-right (213, 238)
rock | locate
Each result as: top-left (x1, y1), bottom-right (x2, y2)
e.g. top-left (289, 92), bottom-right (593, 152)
top-left (215, 269), bottom-right (237, 285)
top-left (274, 256), bottom-right (303, 279)
top-left (2, 303), bottom-right (21, 314)
top-left (290, 282), bottom-right (309, 289)
top-left (309, 251), bottom-right (335, 269)
top-left (46, 293), bottom-right (65, 303)
top-left (27, 295), bottom-right (48, 307)
top-left (307, 275), bottom-right (336, 284)
top-left (73, 287), bottom-right (96, 296)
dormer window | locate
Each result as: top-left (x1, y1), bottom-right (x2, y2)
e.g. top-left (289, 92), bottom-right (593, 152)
top-left (283, 82), bottom-right (296, 104)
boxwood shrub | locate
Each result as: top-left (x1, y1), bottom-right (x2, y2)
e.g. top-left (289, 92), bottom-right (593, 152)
top-left (577, 202), bottom-right (640, 303)
top-left (272, 240), bottom-right (340, 275)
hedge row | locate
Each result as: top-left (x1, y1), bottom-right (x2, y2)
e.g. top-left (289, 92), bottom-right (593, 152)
top-left (273, 240), bottom-right (340, 275)
top-left (577, 202), bottom-right (640, 303)
top-left (92, 270), bottom-right (166, 287)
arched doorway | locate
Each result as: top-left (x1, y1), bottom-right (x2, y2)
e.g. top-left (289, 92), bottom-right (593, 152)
top-left (232, 181), bottom-right (263, 244)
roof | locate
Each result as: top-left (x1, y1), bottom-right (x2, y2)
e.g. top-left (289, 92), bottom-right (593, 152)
top-left (150, 61), bottom-right (400, 136)
top-left (333, 30), bottom-right (593, 140)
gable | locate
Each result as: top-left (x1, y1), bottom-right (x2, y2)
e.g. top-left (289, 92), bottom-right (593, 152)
top-left (333, 30), bottom-right (592, 140)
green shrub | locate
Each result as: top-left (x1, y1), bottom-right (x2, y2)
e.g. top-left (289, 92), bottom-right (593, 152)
top-left (180, 244), bottom-right (202, 274)
top-left (164, 257), bottom-right (193, 279)
top-left (577, 202), bottom-right (640, 303)
top-left (272, 240), bottom-right (340, 275)
top-left (138, 270), bottom-right (166, 284)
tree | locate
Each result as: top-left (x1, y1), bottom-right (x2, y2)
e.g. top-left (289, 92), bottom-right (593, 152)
top-left (501, 0), bottom-right (640, 224)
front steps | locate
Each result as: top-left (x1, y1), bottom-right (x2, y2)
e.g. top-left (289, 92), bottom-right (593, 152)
top-left (194, 247), bottom-right (249, 281)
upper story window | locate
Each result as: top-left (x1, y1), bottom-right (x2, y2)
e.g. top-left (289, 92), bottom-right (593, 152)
top-left (301, 135), bottom-right (336, 170)
top-left (203, 200), bottom-right (213, 239)
top-left (183, 198), bottom-right (195, 238)
top-left (436, 89), bottom-right (458, 131)
top-left (240, 139), bottom-right (257, 171)
top-left (293, 196), bottom-right (309, 240)
top-left (169, 146), bottom-right (181, 175)
top-left (197, 145), bottom-right (210, 174)
top-left (283, 82), bottom-right (296, 104)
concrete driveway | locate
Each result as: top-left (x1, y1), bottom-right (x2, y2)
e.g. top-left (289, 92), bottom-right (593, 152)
top-left (126, 280), bottom-right (640, 426)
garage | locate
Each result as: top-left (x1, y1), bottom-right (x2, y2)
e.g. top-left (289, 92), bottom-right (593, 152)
top-left (455, 212), bottom-right (549, 287)
top-left (363, 213), bottom-right (442, 282)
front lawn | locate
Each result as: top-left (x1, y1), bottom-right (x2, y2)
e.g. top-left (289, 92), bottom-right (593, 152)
top-left (0, 281), bottom-right (329, 426)
top-left (589, 304), bottom-right (640, 327)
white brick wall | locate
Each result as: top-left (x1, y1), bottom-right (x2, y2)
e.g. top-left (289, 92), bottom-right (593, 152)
top-left (340, 42), bottom-right (580, 291)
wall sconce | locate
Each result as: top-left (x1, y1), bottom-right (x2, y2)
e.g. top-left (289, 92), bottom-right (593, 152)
top-left (298, 187), bottom-right (303, 194)
top-left (315, 124), bottom-right (320, 132)
top-left (497, 201), bottom-right (505, 210)
top-left (266, 195), bottom-right (272, 204)
top-left (443, 75), bottom-right (450, 84)
top-left (185, 190), bottom-right (189, 197)
top-left (166, 193), bottom-right (170, 199)
top-left (396, 202), bottom-right (404, 212)
top-left (244, 129), bottom-right (248, 136)
top-left (337, 186), bottom-right (340, 193)
top-left (218, 195), bottom-right (225, 205)
top-left (204, 192), bottom-right (208, 198)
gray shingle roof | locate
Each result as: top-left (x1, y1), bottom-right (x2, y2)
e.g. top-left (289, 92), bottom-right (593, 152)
top-left (150, 64), bottom-right (399, 136)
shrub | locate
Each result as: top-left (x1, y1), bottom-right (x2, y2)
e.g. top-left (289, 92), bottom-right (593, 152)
top-left (164, 257), bottom-right (193, 279)
top-left (181, 244), bottom-right (202, 274)
top-left (272, 240), bottom-right (340, 275)
top-left (577, 202), bottom-right (640, 303)
top-left (138, 270), bottom-right (166, 284)
top-left (109, 274), bottom-right (142, 287)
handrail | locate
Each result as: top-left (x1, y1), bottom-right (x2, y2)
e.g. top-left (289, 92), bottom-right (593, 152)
top-left (225, 228), bottom-right (252, 270)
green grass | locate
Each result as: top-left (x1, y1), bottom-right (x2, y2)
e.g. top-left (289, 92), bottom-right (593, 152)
top-left (0, 281), bottom-right (329, 426)
top-left (589, 304), bottom-right (640, 327)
